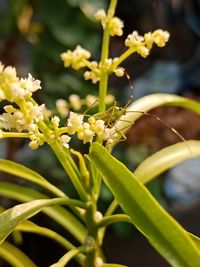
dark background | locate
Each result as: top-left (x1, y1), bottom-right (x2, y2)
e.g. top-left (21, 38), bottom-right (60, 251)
top-left (0, 0), bottom-right (200, 266)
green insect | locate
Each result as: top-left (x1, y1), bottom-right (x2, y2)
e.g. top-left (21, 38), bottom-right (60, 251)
top-left (93, 101), bottom-right (191, 152)
top-left (93, 102), bottom-right (127, 128)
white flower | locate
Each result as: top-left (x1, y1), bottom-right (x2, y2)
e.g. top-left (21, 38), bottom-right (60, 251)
top-left (60, 134), bottom-right (71, 148)
top-left (9, 82), bottom-right (25, 100)
top-left (84, 70), bottom-right (100, 84)
top-left (91, 119), bottom-right (105, 134)
top-left (108, 17), bottom-right (124, 36)
top-left (28, 123), bottom-right (38, 132)
top-left (152, 29), bottom-right (170, 47)
top-left (137, 46), bottom-right (149, 58)
top-left (56, 99), bottom-right (68, 116)
top-left (51, 116), bottom-right (60, 128)
top-left (144, 32), bottom-right (154, 49)
top-left (20, 73), bottom-right (41, 94)
top-left (94, 9), bottom-right (106, 21)
top-left (3, 66), bottom-right (17, 81)
top-left (85, 95), bottom-right (97, 107)
top-left (4, 105), bottom-right (16, 113)
top-left (114, 68), bottom-right (125, 77)
top-left (81, 129), bottom-right (95, 144)
top-left (29, 140), bottom-right (39, 150)
top-left (28, 103), bottom-right (45, 123)
top-left (125, 31), bottom-right (144, 47)
top-left (69, 94), bottom-right (82, 111)
top-left (67, 112), bottom-right (84, 134)
top-left (103, 127), bottom-right (117, 141)
top-left (61, 45), bottom-right (91, 70)
top-left (105, 94), bottom-right (115, 105)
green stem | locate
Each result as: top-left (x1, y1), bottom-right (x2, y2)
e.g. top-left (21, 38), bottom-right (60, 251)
top-left (1, 132), bottom-right (31, 139)
top-left (85, 202), bottom-right (99, 267)
top-left (17, 224), bottom-right (85, 265)
top-left (36, 120), bottom-right (88, 202)
top-left (98, 214), bottom-right (130, 245)
top-left (98, 0), bottom-right (118, 113)
top-left (63, 198), bottom-right (87, 209)
top-left (111, 47), bottom-right (136, 70)
top-left (105, 199), bottom-right (118, 216)
top-left (50, 246), bottom-right (86, 267)
top-left (98, 214), bottom-right (131, 228)
top-left (50, 141), bottom-right (88, 202)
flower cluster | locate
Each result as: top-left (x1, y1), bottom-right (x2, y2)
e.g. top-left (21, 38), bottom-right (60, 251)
top-left (61, 46), bottom-right (123, 84)
top-left (60, 45), bottom-right (91, 70)
top-left (0, 62), bottom-right (46, 149)
top-left (60, 111), bottom-right (116, 145)
top-left (125, 30), bottom-right (170, 58)
top-left (0, 103), bottom-right (45, 132)
top-left (94, 9), bottom-right (124, 36)
top-left (0, 62), bottom-right (41, 102)
top-left (55, 94), bottom-right (115, 117)
top-left (60, 22), bottom-right (169, 84)
top-left (0, 61), bottom-right (117, 150)
top-left (28, 124), bottom-right (45, 150)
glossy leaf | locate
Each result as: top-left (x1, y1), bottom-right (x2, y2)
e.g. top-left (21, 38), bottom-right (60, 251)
top-left (50, 246), bottom-right (85, 267)
top-left (16, 220), bottom-right (75, 250)
top-left (89, 143), bottom-right (200, 267)
top-left (0, 182), bottom-right (86, 243)
top-left (0, 197), bottom-right (80, 244)
top-left (134, 140), bottom-right (200, 184)
top-left (16, 221), bottom-right (85, 265)
top-left (0, 159), bottom-right (65, 197)
top-left (188, 233), bottom-right (200, 251)
top-left (0, 241), bottom-right (36, 267)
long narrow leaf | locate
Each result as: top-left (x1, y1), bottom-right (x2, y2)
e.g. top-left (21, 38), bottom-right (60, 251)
top-left (0, 159), bottom-right (65, 197)
top-left (50, 246), bottom-right (85, 267)
top-left (16, 220), bottom-right (75, 250)
top-left (89, 143), bottom-right (200, 267)
top-left (0, 241), bottom-right (36, 267)
top-left (134, 140), bottom-right (200, 184)
top-left (0, 182), bottom-right (86, 243)
top-left (15, 221), bottom-right (85, 265)
top-left (188, 233), bottom-right (200, 251)
top-left (0, 197), bottom-right (80, 244)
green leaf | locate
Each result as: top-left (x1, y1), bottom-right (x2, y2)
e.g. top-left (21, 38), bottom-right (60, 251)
top-left (16, 220), bottom-right (76, 250)
top-left (0, 159), bottom-right (65, 197)
top-left (0, 182), bottom-right (86, 243)
top-left (89, 143), bottom-right (200, 267)
top-left (134, 140), bottom-right (200, 184)
top-left (0, 197), bottom-right (79, 244)
top-left (188, 233), bottom-right (200, 251)
top-left (111, 93), bottom-right (200, 147)
top-left (50, 246), bottom-right (85, 267)
top-left (0, 241), bottom-right (36, 267)
top-left (15, 221), bottom-right (85, 265)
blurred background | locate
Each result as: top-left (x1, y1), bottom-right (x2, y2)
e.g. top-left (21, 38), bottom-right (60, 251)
top-left (0, 0), bottom-right (200, 266)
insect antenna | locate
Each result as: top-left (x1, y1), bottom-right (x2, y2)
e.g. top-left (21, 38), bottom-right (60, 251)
top-left (83, 99), bottom-right (98, 115)
top-left (105, 108), bottom-right (192, 153)
top-left (131, 110), bottom-right (191, 153)
top-left (124, 69), bottom-right (134, 108)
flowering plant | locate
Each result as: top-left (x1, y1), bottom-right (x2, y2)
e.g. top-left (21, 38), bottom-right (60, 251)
top-left (0, 0), bottom-right (200, 266)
